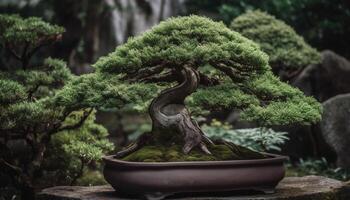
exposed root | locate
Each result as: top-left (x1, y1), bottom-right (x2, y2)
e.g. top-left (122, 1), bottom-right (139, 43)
top-left (200, 142), bottom-right (211, 155)
top-left (114, 134), bottom-right (151, 158)
top-left (114, 143), bottom-right (139, 158)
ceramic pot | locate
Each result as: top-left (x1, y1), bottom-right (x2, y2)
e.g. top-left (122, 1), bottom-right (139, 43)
top-left (103, 153), bottom-right (287, 200)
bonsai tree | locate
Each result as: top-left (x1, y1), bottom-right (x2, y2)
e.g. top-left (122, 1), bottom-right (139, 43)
top-left (90, 15), bottom-right (322, 161)
top-left (0, 14), bottom-right (113, 199)
top-left (230, 10), bottom-right (321, 80)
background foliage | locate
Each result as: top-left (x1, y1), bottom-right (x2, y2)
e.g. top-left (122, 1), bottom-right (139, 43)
top-left (202, 119), bottom-right (289, 152)
top-left (0, 14), bottom-right (114, 200)
top-left (186, 0), bottom-right (350, 58)
top-left (230, 10), bottom-right (320, 71)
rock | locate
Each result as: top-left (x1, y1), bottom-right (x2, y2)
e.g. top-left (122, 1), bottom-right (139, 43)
top-left (292, 50), bottom-right (350, 102)
top-left (287, 50), bottom-right (350, 160)
top-left (320, 94), bottom-right (350, 168)
top-left (37, 176), bottom-right (350, 200)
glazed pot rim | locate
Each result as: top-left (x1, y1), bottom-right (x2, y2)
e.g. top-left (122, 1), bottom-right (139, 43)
top-left (103, 153), bottom-right (288, 168)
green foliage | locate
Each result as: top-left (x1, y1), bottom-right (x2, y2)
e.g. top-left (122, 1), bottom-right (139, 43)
top-left (188, 83), bottom-right (258, 113)
top-left (239, 72), bottom-right (322, 125)
top-left (202, 120), bottom-right (289, 152)
top-left (241, 95), bottom-right (322, 126)
top-left (0, 56), bottom-right (74, 131)
top-left (59, 111), bottom-right (114, 163)
top-left (0, 14), bottom-right (114, 194)
top-left (245, 71), bottom-right (302, 98)
top-left (0, 58), bottom-right (72, 97)
top-left (188, 71), bottom-right (322, 125)
top-left (92, 15), bottom-right (322, 126)
top-left (0, 79), bottom-right (26, 104)
top-left (231, 10), bottom-right (321, 69)
top-left (45, 111), bottom-right (113, 185)
top-left (0, 14), bottom-right (64, 45)
top-left (287, 158), bottom-right (350, 181)
top-left (54, 73), bottom-right (162, 112)
top-left (75, 170), bottom-right (107, 186)
top-left (94, 15), bottom-right (269, 75)
top-left (186, 0), bottom-right (350, 58)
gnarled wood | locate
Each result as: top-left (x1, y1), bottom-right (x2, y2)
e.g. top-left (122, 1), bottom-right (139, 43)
top-left (149, 66), bottom-right (211, 154)
top-left (115, 66), bottom-right (213, 158)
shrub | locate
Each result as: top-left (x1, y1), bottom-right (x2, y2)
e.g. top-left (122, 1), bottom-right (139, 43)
top-left (230, 10), bottom-right (321, 71)
top-left (0, 14), bottom-right (113, 199)
top-left (202, 119), bottom-right (289, 152)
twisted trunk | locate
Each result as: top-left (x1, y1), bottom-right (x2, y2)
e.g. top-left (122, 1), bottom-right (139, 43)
top-left (115, 66), bottom-right (212, 158)
top-left (149, 66), bottom-right (211, 154)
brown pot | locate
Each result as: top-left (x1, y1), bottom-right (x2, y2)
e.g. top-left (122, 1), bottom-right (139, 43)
top-left (103, 153), bottom-right (287, 200)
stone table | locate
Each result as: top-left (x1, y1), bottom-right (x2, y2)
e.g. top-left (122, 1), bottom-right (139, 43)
top-left (37, 176), bottom-right (350, 200)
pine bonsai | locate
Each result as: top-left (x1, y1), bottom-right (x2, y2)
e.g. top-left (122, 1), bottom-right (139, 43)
top-left (91, 15), bottom-right (322, 161)
top-left (0, 14), bottom-right (112, 199)
top-left (230, 10), bottom-right (321, 79)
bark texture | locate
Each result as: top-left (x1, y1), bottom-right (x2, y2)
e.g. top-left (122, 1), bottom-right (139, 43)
top-left (149, 66), bottom-right (211, 154)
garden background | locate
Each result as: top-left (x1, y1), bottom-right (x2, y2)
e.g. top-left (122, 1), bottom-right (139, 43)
top-left (1, 0), bottom-right (350, 199)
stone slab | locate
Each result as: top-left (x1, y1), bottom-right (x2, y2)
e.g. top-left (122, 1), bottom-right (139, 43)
top-left (37, 176), bottom-right (350, 200)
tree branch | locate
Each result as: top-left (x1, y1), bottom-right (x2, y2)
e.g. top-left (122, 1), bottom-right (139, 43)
top-left (211, 62), bottom-right (246, 82)
top-left (21, 42), bottom-right (30, 70)
top-left (5, 43), bottom-right (21, 60)
top-left (123, 62), bottom-right (167, 82)
top-left (26, 43), bottom-right (48, 62)
top-left (21, 42), bottom-right (29, 58)
top-left (27, 84), bottom-right (41, 100)
top-left (198, 72), bottom-right (219, 86)
top-left (0, 158), bottom-right (22, 174)
top-left (57, 108), bottom-right (93, 132)
top-left (140, 71), bottom-right (177, 83)
top-left (225, 60), bottom-right (252, 72)
top-left (26, 34), bottom-right (62, 61)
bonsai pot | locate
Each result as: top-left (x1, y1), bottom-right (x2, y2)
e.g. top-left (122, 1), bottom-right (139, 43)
top-left (103, 153), bottom-right (288, 199)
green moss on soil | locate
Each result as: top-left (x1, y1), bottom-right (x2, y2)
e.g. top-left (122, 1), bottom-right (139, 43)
top-left (122, 144), bottom-right (266, 162)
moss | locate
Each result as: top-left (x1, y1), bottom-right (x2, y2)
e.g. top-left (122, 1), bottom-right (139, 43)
top-left (122, 143), bottom-right (266, 162)
top-left (123, 146), bottom-right (164, 162)
top-left (75, 170), bottom-right (107, 186)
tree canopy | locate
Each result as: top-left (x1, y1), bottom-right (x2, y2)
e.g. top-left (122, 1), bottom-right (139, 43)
top-left (0, 14), bottom-right (112, 198)
top-left (0, 14), bottom-right (64, 45)
top-left (230, 10), bottom-right (321, 69)
top-left (0, 14), bottom-right (64, 69)
top-left (94, 15), bottom-right (269, 75)
top-left (88, 15), bottom-right (322, 126)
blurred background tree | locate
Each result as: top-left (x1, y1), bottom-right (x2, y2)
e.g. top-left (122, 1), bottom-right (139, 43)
top-left (186, 0), bottom-right (350, 58)
top-left (0, 14), bottom-right (113, 200)
top-left (1, 0), bottom-right (349, 64)
top-left (0, 0), bottom-right (185, 73)
top-left (230, 10), bottom-right (321, 81)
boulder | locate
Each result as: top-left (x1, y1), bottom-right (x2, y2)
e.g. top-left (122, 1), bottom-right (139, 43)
top-left (292, 50), bottom-right (350, 102)
top-left (284, 50), bottom-right (350, 160)
top-left (37, 176), bottom-right (350, 200)
top-left (320, 94), bottom-right (350, 168)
